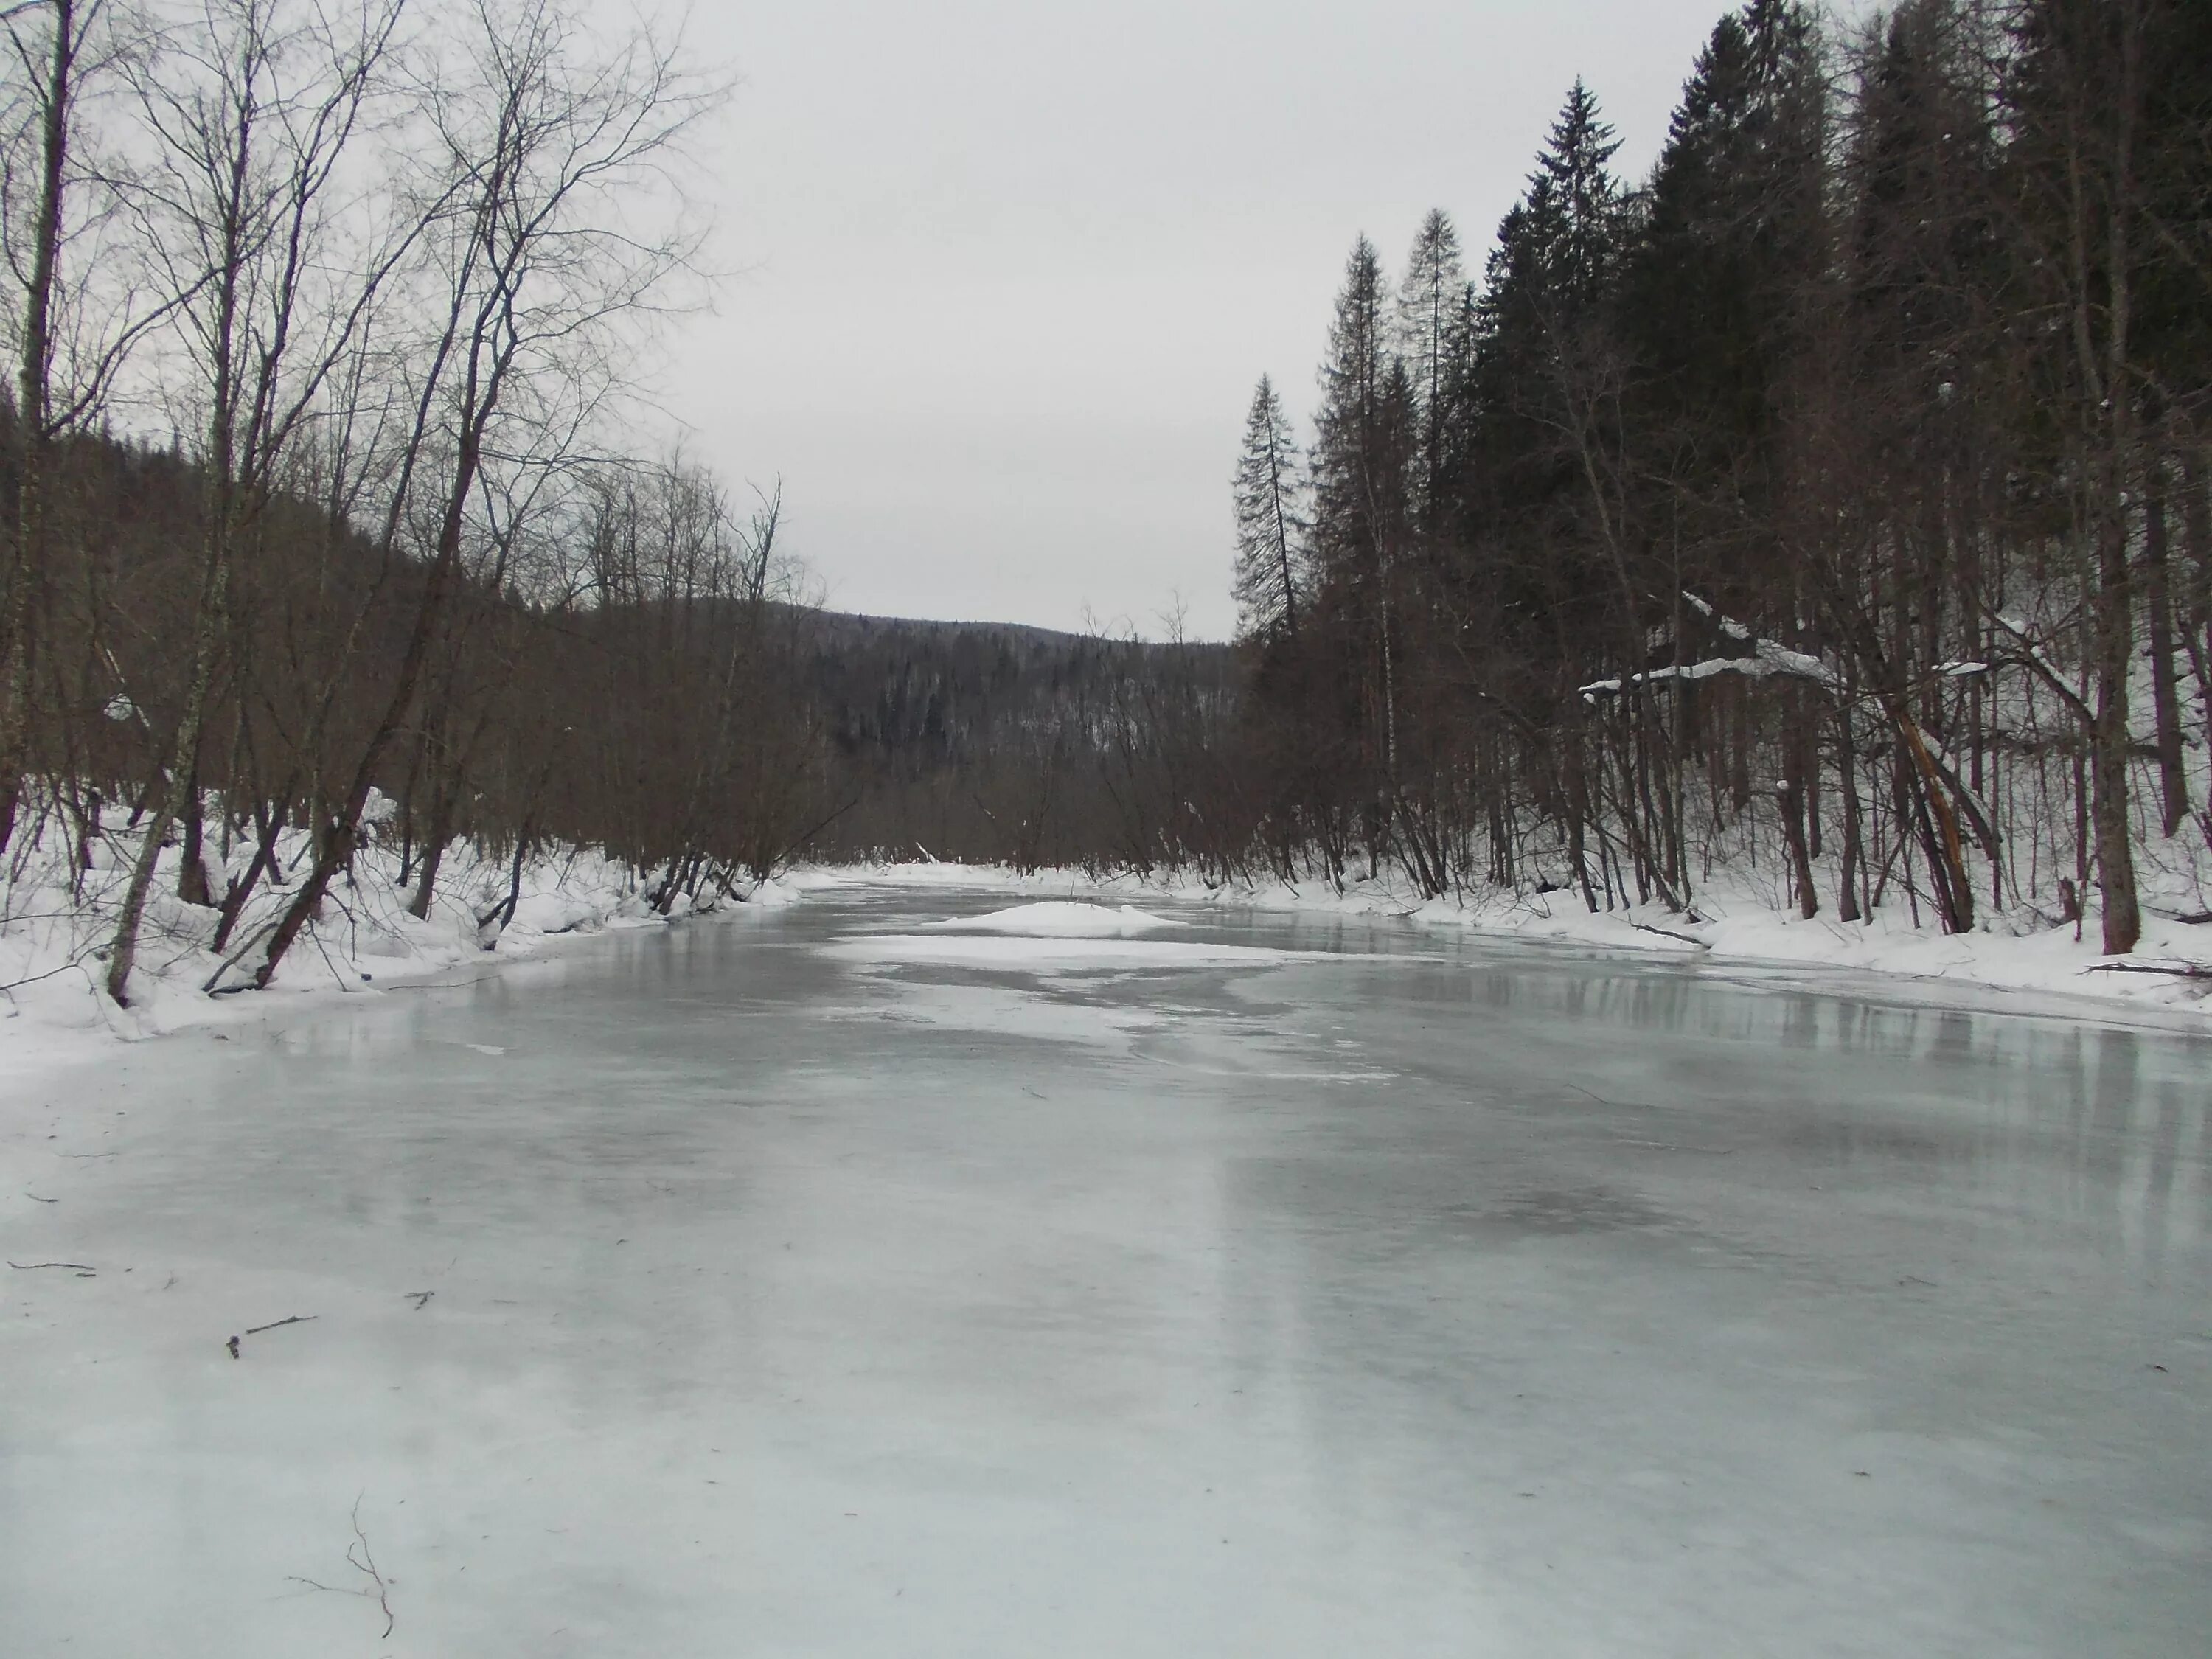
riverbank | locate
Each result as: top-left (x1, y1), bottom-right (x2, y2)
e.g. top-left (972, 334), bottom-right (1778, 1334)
top-left (830, 858), bottom-right (2212, 1023)
top-left (6, 847), bottom-right (2208, 1081)
top-left (0, 831), bottom-right (817, 1074)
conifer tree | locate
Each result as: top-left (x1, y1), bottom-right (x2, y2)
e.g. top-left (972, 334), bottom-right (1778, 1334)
top-left (1231, 375), bottom-right (1305, 643)
top-left (1394, 209), bottom-right (1465, 531)
top-left (1310, 235), bottom-right (1392, 599)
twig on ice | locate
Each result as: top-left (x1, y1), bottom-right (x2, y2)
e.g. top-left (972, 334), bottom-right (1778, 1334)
top-left (288, 1495), bottom-right (395, 1639)
top-left (405, 1290), bottom-right (433, 1310)
top-left (2083, 961), bottom-right (2212, 981)
top-left (9, 1259), bottom-right (95, 1273)
top-left (1631, 922), bottom-right (1710, 948)
top-left (244, 1314), bottom-right (318, 1335)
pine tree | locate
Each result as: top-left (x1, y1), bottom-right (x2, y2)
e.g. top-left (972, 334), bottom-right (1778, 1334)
top-left (1623, 2), bottom-right (1826, 600)
top-left (1469, 80), bottom-right (1629, 605)
top-left (1394, 210), bottom-right (1465, 531)
top-left (1309, 234), bottom-right (1414, 782)
top-left (1310, 234), bottom-right (1392, 597)
top-left (1231, 375), bottom-right (1306, 642)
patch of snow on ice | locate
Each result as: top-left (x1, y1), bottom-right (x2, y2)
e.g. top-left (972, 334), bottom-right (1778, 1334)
top-left (920, 901), bottom-right (1186, 938)
top-left (829, 935), bottom-right (1378, 972)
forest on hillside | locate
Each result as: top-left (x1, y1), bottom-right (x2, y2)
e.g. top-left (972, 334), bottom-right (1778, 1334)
top-left (0, 0), bottom-right (1248, 1006)
top-left (1, 0), bottom-right (2207, 1015)
top-left (1221, 0), bottom-right (2211, 952)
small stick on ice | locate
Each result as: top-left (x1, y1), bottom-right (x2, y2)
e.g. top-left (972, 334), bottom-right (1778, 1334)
top-left (8, 1259), bottom-right (95, 1273)
top-left (288, 1495), bottom-right (396, 1639)
top-left (244, 1314), bottom-right (318, 1335)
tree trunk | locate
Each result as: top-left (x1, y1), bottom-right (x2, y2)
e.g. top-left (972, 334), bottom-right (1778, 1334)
top-left (1837, 720), bottom-right (1865, 924)
top-left (209, 799), bottom-right (284, 955)
top-left (2143, 464), bottom-right (2188, 835)
top-left (0, 1), bottom-right (75, 855)
top-left (1777, 779), bottom-right (1818, 920)
top-left (178, 781), bottom-right (212, 907)
top-left (407, 769), bottom-right (454, 921)
top-left (108, 529), bottom-right (230, 1004)
top-left (2091, 507), bottom-right (2141, 954)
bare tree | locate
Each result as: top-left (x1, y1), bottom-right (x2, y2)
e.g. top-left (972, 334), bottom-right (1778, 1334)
top-left (106, 0), bottom-right (414, 1004)
top-left (0, 0), bottom-right (163, 849)
top-left (248, 0), bottom-right (725, 989)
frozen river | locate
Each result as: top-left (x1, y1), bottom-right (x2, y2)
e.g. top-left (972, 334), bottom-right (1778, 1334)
top-left (4, 881), bottom-right (2208, 1656)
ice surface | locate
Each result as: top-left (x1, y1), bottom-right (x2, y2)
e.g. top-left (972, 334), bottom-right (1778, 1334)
top-left (3, 885), bottom-right (2209, 1658)
top-left (919, 899), bottom-right (1185, 936)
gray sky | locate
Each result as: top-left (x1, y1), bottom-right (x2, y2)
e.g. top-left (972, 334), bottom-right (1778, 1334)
top-left (667, 1), bottom-right (1733, 639)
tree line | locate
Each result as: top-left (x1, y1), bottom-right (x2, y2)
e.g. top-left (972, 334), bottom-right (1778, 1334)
top-left (6, 0), bottom-right (2206, 1000)
top-left (1222, 0), bottom-right (2209, 951)
top-left (0, 0), bottom-right (849, 1001)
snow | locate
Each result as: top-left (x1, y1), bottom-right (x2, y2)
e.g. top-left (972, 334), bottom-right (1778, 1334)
top-left (4, 880), bottom-right (2207, 1656)
top-left (830, 932), bottom-right (1386, 971)
top-left (919, 900), bottom-right (1184, 936)
top-left (0, 804), bottom-right (802, 1074)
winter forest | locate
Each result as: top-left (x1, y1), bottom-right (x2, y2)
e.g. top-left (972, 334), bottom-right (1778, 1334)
top-left (0, 0), bottom-right (2208, 1015)
top-left (6, 4), bottom-right (2211, 1651)
top-left (1225, 0), bottom-right (2212, 957)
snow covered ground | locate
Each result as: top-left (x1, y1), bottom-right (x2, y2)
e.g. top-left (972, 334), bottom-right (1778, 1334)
top-left (4, 880), bottom-right (2208, 1656)
top-left (0, 811), bottom-right (813, 1077)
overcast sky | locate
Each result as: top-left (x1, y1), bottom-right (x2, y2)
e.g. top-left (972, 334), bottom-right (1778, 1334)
top-left (662, 1), bottom-right (1733, 639)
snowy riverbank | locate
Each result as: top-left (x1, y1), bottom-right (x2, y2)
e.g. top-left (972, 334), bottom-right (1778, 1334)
top-left (823, 858), bottom-right (2212, 1024)
top-left (0, 826), bottom-right (818, 1075)
top-left (6, 844), bottom-right (2210, 1082)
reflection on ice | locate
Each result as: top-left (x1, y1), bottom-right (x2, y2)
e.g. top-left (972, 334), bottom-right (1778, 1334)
top-left (1, 882), bottom-right (2208, 1658)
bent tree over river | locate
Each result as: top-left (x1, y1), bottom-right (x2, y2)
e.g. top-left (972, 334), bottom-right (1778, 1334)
top-left (3, 880), bottom-right (2208, 1656)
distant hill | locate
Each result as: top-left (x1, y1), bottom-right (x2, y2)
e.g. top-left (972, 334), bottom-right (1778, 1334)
top-left (788, 607), bottom-right (1239, 866)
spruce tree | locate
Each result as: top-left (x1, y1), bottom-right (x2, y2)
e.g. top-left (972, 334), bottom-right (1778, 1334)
top-left (1310, 234), bottom-right (1391, 599)
top-left (1231, 375), bottom-right (1306, 643)
top-left (1394, 210), bottom-right (1466, 532)
top-left (1622, 2), bottom-right (1826, 602)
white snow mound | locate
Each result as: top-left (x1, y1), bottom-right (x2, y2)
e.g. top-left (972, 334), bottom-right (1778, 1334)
top-left (922, 902), bottom-right (1186, 938)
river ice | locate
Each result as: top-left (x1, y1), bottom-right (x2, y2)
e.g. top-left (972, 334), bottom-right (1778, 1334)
top-left (2, 883), bottom-right (2207, 1656)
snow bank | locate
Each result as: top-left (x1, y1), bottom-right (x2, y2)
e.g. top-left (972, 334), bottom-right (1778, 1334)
top-left (0, 810), bottom-right (796, 1071)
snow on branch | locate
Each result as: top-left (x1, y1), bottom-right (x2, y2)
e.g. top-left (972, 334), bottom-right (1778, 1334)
top-left (1985, 611), bottom-right (2093, 726)
top-left (1580, 595), bottom-right (1840, 701)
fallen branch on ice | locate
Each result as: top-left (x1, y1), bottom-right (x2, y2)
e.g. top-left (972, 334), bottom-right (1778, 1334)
top-left (2082, 961), bottom-right (2212, 981)
top-left (8, 1259), bottom-right (96, 1273)
top-left (244, 1314), bottom-right (318, 1335)
top-left (1632, 922), bottom-right (1711, 949)
top-left (287, 1496), bottom-right (395, 1640)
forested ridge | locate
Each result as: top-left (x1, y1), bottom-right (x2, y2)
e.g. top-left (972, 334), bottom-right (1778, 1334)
top-left (2, 0), bottom-right (2208, 1014)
